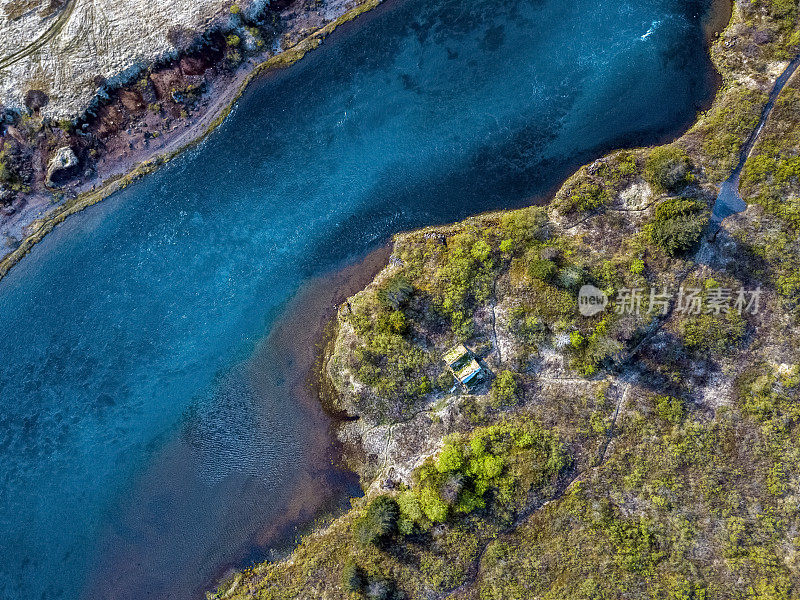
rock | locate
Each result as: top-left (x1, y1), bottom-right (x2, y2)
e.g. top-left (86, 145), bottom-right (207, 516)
top-left (179, 56), bottom-right (209, 77)
top-left (0, 184), bottom-right (13, 206)
top-left (149, 67), bottom-right (186, 101)
top-left (46, 147), bottom-right (79, 187)
top-left (0, 0), bottom-right (240, 118)
top-left (6, 126), bottom-right (25, 145)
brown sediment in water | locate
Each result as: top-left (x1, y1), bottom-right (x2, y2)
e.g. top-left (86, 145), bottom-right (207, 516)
top-left (705, 0), bottom-right (734, 44)
top-left (205, 243), bottom-right (393, 580)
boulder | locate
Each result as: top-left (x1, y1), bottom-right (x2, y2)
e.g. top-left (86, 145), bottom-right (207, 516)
top-left (46, 147), bottom-right (79, 187)
top-left (0, 184), bottom-right (12, 206)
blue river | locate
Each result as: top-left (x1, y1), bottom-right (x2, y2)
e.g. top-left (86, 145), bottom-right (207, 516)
top-left (0, 0), bottom-right (716, 598)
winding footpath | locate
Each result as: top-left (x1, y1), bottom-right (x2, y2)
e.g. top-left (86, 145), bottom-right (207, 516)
top-left (710, 54), bottom-right (800, 229)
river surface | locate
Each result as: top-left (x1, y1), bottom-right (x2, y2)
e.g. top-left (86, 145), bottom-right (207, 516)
top-left (0, 0), bottom-right (718, 598)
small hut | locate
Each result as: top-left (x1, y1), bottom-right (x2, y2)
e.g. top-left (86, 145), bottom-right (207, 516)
top-left (443, 344), bottom-right (482, 386)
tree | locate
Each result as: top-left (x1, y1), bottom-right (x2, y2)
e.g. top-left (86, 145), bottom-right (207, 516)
top-left (354, 496), bottom-right (399, 547)
top-left (341, 560), bottom-right (366, 593)
top-left (644, 146), bottom-right (692, 193)
top-left (645, 197), bottom-right (709, 256)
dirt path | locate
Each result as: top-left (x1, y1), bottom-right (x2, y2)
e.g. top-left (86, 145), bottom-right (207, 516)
top-left (0, 0), bottom-right (78, 71)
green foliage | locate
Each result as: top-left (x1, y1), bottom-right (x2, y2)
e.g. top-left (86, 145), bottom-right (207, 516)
top-left (603, 514), bottom-right (664, 575)
top-left (378, 275), bottom-right (413, 310)
top-left (226, 33), bottom-right (241, 46)
top-left (341, 560), bottom-right (367, 593)
top-left (653, 394), bottom-right (684, 423)
top-left (436, 443), bottom-right (465, 473)
top-left (354, 496), bottom-right (399, 547)
top-left (508, 306), bottom-right (547, 349)
top-left (528, 257), bottom-right (557, 282)
top-left (430, 231), bottom-right (497, 339)
top-left (490, 370), bottom-right (519, 408)
top-left (346, 278), bottom-right (434, 410)
top-left (0, 144), bottom-right (17, 186)
top-left (560, 180), bottom-right (611, 214)
top-left (569, 317), bottom-right (622, 377)
top-left (696, 87), bottom-right (767, 181)
top-left (679, 310), bottom-right (745, 356)
top-left (629, 258), bottom-right (645, 276)
top-left (498, 207), bottom-right (549, 254)
top-left (644, 146), bottom-right (693, 193)
top-left (406, 421), bottom-right (568, 529)
top-left (645, 197), bottom-right (709, 256)
top-left (418, 486), bottom-right (449, 522)
top-left (0, 159), bottom-right (10, 185)
top-left (388, 310), bottom-right (407, 334)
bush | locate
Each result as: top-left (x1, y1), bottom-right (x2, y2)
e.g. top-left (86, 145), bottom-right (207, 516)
top-left (529, 258), bottom-right (557, 282)
top-left (341, 561), bottom-right (367, 593)
top-left (378, 275), bottom-right (413, 310)
top-left (354, 496), bottom-right (399, 547)
top-left (0, 159), bottom-right (10, 184)
top-left (406, 422), bottom-right (568, 530)
top-left (560, 180), bottom-right (610, 213)
top-left (645, 197), bottom-right (709, 256)
top-left (680, 311), bottom-right (745, 355)
top-left (491, 371), bottom-right (519, 408)
top-left (653, 395), bottom-right (684, 423)
top-left (644, 147), bottom-right (693, 193)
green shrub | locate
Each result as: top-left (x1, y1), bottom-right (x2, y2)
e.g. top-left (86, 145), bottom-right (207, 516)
top-left (354, 496), bottom-right (399, 547)
top-left (0, 144), bottom-right (16, 185)
top-left (498, 207), bottom-right (549, 251)
top-left (388, 310), bottom-right (408, 334)
top-left (0, 159), bottom-right (10, 184)
top-left (679, 311), bottom-right (745, 355)
top-left (341, 561), bottom-right (367, 593)
top-left (644, 146), bottom-right (693, 193)
top-left (528, 258), bottom-right (557, 282)
top-left (560, 180), bottom-right (610, 213)
top-left (654, 395), bottom-right (684, 423)
top-left (490, 371), bottom-right (520, 408)
top-left (645, 197), bottom-right (709, 256)
top-left (407, 422), bottom-right (568, 529)
top-left (378, 275), bottom-right (413, 309)
top-left (419, 486), bottom-right (449, 522)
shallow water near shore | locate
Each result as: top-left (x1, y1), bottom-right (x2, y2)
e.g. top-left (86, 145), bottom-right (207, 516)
top-left (0, 0), bottom-right (718, 598)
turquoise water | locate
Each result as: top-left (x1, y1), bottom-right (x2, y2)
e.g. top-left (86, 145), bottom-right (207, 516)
top-left (0, 0), bottom-right (716, 598)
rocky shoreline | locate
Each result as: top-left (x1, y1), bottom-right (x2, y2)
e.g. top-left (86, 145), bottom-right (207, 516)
top-left (0, 0), bottom-right (383, 280)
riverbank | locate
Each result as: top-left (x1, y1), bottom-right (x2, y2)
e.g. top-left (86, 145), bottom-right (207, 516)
top-left (214, 0), bottom-right (800, 597)
top-left (0, 0), bottom-right (384, 282)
